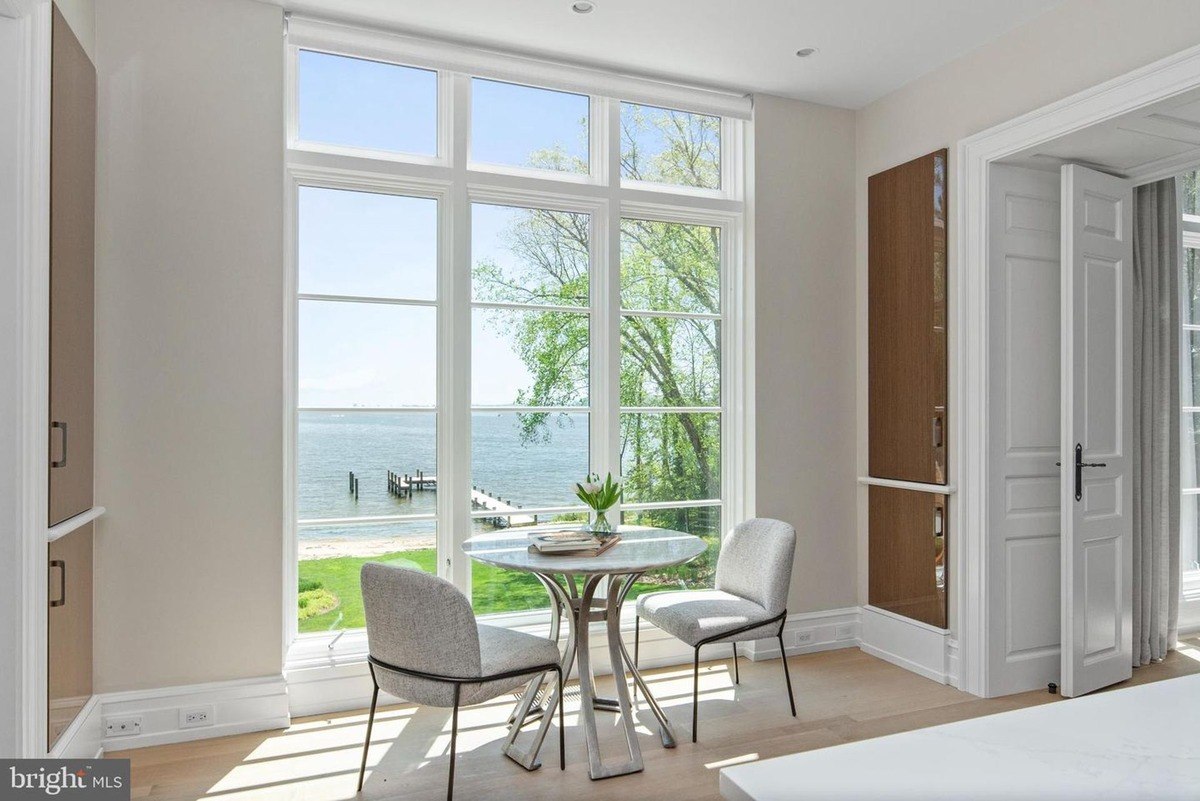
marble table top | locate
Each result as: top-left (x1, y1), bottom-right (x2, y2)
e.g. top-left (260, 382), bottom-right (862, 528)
top-left (462, 524), bottom-right (707, 575)
top-left (720, 673), bottom-right (1200, 801)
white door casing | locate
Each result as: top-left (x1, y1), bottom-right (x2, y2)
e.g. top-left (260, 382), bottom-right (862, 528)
top-left (1059, 163), bottom-right (1133, 698)
top-left (986, 164), bottom-right (1063, 696)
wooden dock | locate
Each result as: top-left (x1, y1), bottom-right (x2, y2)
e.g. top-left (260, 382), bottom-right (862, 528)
top-left (385, 470), bottom-right (536, 528)
top-left (470, 486), bottom-right (536, 527)
top-left (388, 470), bottom-right (437, 498)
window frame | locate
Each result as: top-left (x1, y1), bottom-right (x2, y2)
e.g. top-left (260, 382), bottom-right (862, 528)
top-left (282, 29), bottom-right (752, 663)
top-left (1181, 178), bottom-right (1200, 602)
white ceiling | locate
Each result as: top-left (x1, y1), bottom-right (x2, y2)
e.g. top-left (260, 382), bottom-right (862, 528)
top-left (270, 0), bottom-right (1064, 109)
top-left (1000, 88), bottom-right (1200, 178)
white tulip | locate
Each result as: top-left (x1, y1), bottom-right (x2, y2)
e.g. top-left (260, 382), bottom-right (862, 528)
top-left (582, 481), bottom-right (602, 494)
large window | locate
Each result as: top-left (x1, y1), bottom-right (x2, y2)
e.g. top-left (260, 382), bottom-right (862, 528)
top-left (1182, 169), bottom-right (1200, 581)
top-left (285, 33), bottom-right (748, 645)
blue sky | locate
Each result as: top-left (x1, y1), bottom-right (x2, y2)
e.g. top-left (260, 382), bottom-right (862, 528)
top-left (296, 51), bottom-right (692, 409)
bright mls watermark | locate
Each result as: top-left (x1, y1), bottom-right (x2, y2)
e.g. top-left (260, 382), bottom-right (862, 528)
top-left (2, 760), bottom-right (129, 800)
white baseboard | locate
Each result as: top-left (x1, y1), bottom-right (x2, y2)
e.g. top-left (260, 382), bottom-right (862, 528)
top-left (87, 606), bottom-right (957, 748)
top-left (98, 675), bottom-right (289, 751)
top-left (49, 695), bottom-right (104, 759)
top-left (859, 605), bottom-right (953, 684)
top-left (288, 608), bottom-right (863, 718)
top-left (742, 607), bottom-right (861, 660)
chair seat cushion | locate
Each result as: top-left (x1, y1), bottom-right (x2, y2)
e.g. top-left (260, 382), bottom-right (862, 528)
top-left (374, 624), bottom-right (561, 708)
top-left (636, 589), bottom-right (779, 647)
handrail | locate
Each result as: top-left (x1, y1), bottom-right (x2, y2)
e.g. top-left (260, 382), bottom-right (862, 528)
top-left (47, 505), bottom-right (105, 543)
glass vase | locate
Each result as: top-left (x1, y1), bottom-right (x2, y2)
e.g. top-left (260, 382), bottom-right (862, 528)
top-left (589, 508), bottom-right (615, 537)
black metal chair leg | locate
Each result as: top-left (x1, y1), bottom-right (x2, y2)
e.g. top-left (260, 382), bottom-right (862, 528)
top-left (633, 615), bottom-right (640, 701)
top-left (692, 647), bottom-right (700, 743)
top-left (357, 680), bottom-right (379, 793)
top-left (778, 633), bottom-right (796, 717)
top-left (556, 667), bottom-right (565, 770)
top-left (732, 642), bottom-right (740, 685)
top-left (447, 685), bottom-right (460, 801)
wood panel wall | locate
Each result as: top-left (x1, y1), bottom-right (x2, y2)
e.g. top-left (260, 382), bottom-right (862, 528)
top-left (868, 487), bottom-right (947, 628)
top-left (48, 2), bottom-right (96, 526)
top-left (867, 150), bottom-right (947, 484)
top-left (867, 149), bottom-right (949, 628)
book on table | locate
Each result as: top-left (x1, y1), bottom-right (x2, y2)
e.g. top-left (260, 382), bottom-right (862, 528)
top-left (528, 530), bottom-right (621, 556)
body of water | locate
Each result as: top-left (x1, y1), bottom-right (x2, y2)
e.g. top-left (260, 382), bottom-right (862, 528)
top-left (298, 411), bottom-right (589, 548)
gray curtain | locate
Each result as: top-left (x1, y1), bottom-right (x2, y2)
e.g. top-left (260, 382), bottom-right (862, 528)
top-left (1131, 177), bottom-right (1182, 666)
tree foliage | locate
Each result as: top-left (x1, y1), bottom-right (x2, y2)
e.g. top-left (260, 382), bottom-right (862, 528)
top-left (472, 107), bottom-right (722, 533)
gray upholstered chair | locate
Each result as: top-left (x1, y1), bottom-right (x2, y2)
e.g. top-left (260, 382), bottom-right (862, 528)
top-left (634, 517), bottom-right (797, 742)
top-left (357, 563), bottom-right (565, 800)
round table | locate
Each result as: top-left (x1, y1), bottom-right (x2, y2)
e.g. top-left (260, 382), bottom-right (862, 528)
top-left (462, 525), bottom-right (707, 780)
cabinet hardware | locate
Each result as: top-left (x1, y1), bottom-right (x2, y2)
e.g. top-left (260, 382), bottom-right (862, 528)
top-left (50, 420), bottom-right (68, 468)
top-left (49, 559), bottom-right (65, 607)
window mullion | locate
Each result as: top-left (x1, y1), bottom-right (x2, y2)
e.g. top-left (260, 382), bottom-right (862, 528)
top-left (599, 98), bottom-right (622, 513)
top-left (442, 72), bottom-right (472, 596)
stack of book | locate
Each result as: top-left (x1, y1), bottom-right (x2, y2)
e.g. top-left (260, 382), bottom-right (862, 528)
top-left (527, 530), bottom-right (621, 557)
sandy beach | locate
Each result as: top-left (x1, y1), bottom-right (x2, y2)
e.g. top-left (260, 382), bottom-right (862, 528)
top-left (299, 535), bottom-right (435, 560)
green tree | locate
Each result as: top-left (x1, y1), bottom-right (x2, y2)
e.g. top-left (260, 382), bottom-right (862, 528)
top-left (473, 109), bottom-right (722, 509)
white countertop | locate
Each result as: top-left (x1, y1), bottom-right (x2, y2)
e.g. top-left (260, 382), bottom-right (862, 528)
top-left (721, 673), bottom-right (1200, 801)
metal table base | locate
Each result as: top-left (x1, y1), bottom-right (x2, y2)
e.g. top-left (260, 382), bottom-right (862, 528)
top-left (501, 571), bottom-right (676, 779)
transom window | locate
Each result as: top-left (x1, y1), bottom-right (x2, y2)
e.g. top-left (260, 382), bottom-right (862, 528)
top-left (285, 31), bottom-right (748, 646)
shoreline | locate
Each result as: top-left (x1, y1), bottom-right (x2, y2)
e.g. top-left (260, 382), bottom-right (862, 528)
top-left (299, 535), bottom-right (435, 560)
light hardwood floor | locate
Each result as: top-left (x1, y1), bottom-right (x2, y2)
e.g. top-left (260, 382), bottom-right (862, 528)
top-left (112, 638), bottom-right (1200, 801)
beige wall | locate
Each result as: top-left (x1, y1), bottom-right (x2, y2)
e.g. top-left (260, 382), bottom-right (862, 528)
top-left (853, 0), bottom-right (1200, 614)
top-left (754, 95), bottom-right (859, 613)
top-left (93, 0), bottom-right (284, 692)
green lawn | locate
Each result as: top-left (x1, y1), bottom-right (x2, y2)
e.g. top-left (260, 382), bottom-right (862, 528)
top-left (296, 536), bottom-right (718, 634)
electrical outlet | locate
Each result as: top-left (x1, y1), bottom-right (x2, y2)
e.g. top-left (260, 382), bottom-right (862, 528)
top-left (104, 716), bottom-right (142, 737)
top-left (795, 629), bottom-right (814, 644)
top-left (180, 705), bottom-right (214, 729)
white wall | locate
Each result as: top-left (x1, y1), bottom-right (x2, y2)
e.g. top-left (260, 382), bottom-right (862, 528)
top-left (92, 0), bottom-right (284, 692)
top-left (854, 0), bottom-right (1200, 629)
top-left (754, 94), bottom-right (859, 614)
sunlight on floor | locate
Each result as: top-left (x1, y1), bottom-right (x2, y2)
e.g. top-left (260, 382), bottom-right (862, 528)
top-left (1175, 640), bottom-right (1200, 663)
top-left (197, 666), bottom-right (744, 798)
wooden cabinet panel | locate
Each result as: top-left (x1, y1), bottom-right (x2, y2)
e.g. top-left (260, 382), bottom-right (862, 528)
top-left (868, 150), bottom-right (948, 484)
top-left (868, 486), bottom-right (947, 629)
top-left (47, 523), bottom-right (93, 749)
top-left (48, 4), bottom-right (96, 526)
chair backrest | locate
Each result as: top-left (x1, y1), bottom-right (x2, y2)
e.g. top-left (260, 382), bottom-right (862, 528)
top-left (361, 562), bottom-right (481, 678)
top-left (715, 518), bottom-right (796, 616)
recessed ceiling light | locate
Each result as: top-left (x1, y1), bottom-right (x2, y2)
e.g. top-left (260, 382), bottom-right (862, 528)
top-left (795, 47), bottom-right (819, 58)
top-left (572, 1), bottom-right (595, 13)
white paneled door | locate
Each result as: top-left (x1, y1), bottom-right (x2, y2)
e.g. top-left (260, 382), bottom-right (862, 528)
top-left (986, 164), bottom-right (1063, 697)
top-left (1059, 164), bottom-right (1133, 698)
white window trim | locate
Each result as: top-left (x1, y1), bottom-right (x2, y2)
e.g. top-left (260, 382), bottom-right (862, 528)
top-left (1183, 212), bottom-right (1200, 597)
top-left (284, 15), bottom-right (753, 122)
top-left (281, 32), bottom-right (754, 668)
